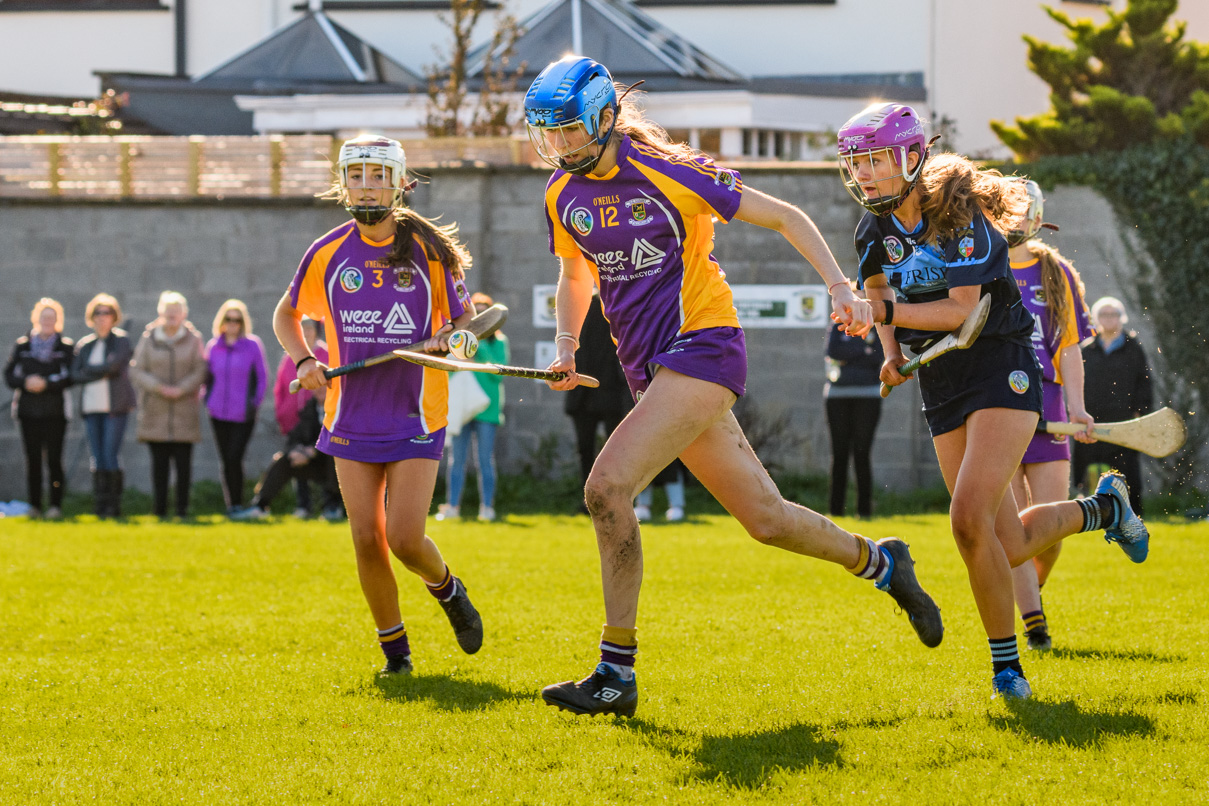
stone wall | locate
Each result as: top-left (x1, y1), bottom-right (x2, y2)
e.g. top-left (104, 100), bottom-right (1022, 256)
top-left (0, 167), bottom-right (1154, 503)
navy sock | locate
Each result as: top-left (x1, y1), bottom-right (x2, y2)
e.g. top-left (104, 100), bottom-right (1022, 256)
top-left (1076, 494), bottom-right (1117, 532)
top-left (989, 635), bottom-right (1023, 675)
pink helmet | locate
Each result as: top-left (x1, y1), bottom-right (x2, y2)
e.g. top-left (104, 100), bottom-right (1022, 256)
top-left (837, 103), bottom-right (929, 216)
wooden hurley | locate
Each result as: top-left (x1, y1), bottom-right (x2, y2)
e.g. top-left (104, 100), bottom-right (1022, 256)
top-left (289, 303), bottom-right (508, 393)
top-left (881, 294), bottom-right (991, 398)
top-left (396, 351), bottom-right (600, 388)
top-left (1043, 407), bottom-right (1188, 458)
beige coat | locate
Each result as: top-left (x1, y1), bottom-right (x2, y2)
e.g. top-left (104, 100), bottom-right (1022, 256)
top-left (130, 322), bottom-right (207, 443)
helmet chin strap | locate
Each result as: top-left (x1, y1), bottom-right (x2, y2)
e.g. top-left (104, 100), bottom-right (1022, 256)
top-left (560, 108), bottom-right (620, 176)
top-left (348, 205), bottom-right (394, 225)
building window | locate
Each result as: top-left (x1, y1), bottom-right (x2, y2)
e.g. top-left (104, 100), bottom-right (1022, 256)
top-left (0, 0), bottom-right (167, 9)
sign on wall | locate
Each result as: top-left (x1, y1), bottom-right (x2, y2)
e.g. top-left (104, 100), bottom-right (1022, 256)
top-left (533, 283), bottom-right (830, 329)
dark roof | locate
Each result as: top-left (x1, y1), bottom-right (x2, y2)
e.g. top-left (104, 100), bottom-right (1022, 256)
top-left (196, 11), bottom-right (422, 87)
top-left (749, 73), bottom-right (927, 101)
top-left (99, 11), bottom-right (424, 135)
top-left (466, 0), bottom-right (745, 83)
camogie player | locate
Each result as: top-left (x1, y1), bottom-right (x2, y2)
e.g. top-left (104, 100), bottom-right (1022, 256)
top-left (525, 55), bottom-right (944, 719)
top-left (1006, 181), bottom-right (1096, 652)
top-left (837, 103), bottom-right (1149, 699)
top-left (276, 135), bottom-right (483, 676)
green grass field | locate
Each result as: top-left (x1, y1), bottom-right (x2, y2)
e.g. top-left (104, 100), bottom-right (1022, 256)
top-left (2, 513), bottom-right (1206, 804)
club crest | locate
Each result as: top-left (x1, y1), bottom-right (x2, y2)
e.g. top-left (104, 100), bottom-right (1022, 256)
top-left (958, 236), bottom-right (975, 258)
top-left (625, 198), bottom-right (652, 226)
top-left (570, 207), bottom-right (594, 236)
top-left (394, 265), bottom-right (414, 291)
top-left (883, 236), bottom-right (905, 263)
top-left (1009, 370), bottom-right (1030, 394)
top-left (714, 169), bottom-right (736, 189)
top-left (339, 267), bottom-right (364, 293)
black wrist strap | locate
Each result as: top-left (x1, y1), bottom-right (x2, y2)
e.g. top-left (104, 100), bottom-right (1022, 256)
top-left (883, 300), bottom-right (894, 326)
top-left (295, 355), bottom-right (316, 371)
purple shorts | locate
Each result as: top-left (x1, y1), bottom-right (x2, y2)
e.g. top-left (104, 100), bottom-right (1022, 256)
top-left (1022, 382), bottom-right (1070, 464)
top-left (625, 326), bottom-right (748, 400)
top-left (318, 426), bottom-right (446, 463)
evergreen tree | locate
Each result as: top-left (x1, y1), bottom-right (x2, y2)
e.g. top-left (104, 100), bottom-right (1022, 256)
top-left (992, 0), bottom-right (1209, 159)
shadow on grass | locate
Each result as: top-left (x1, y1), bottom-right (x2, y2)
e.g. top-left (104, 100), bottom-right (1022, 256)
top-left (623, 717), bottom-right (903, 789)
top-left (989, 698), bottom-right (1155, 746)
top-left (370, 673), bottom-right (530, 711)
top-left (1050, 646), bottom-right (1186, 664)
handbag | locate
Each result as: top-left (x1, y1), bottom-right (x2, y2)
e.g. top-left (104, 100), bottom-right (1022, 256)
top-left (446, 370), bottom-right (490, 436)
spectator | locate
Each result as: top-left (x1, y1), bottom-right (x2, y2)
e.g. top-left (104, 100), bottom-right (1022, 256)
top-left (72, 293), bottom-right (136, 517)
top-left (232, 385), bottom-right (340, 521)
top-left (824, 317), bottom-right (885, 517)
top-left (1073, 296), bottom-right (1152, 514)
top-left (205, 299), bottom-right (269, 513)
top-left (5, 298), bottom-right (73, 518)
top-left (129, 291), bottom-right (207, 519)
top-left (438, 292), bottom-right (509, 522)
top-left (272, 316), bottom-right (328, 517)
top-left (564, 292), bottom-right (630, 514)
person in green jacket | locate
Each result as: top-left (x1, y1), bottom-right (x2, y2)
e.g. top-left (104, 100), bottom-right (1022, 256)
top-left (439, 293), bottom-right (509, 522)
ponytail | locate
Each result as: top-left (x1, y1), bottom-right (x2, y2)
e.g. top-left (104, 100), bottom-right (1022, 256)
top-left (1028, 241), bottom-right (1086, 346)
top-left (384, 208), bottom-right (472, 280)
top-left (917, 154), bottom-right (1029, 246)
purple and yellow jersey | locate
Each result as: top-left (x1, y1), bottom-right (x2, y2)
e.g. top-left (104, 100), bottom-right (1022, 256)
top-left (1011, 256), bottom-right (1093, 385)
top-left (289, 220), bottom-right (468, 441)
top-left (542, 135), bottom-right (743, 380)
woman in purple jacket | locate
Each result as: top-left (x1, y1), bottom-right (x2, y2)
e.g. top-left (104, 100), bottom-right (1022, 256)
top-left (205, 299), bottom-right (269, 513)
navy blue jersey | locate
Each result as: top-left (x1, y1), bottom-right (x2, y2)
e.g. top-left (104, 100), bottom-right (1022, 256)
top-left (855, 210), bottom-right (1033, 354)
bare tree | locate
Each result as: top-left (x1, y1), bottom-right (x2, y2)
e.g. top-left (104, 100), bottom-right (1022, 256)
top-left (426, 0), bottom-right (526, 138)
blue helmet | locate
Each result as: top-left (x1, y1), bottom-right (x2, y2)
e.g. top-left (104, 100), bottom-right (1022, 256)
top-left (524, 56), bottom-right (618, 175)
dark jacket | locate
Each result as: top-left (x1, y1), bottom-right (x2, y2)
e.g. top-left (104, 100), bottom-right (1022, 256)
top-left (824, 323), bottom-right (884, 396)
top-left (72, 329), bottom-right (137, 415)
top-left (5, 332), bottom-right (74, 419)
top-left (1081, 333), bottom-right (1152, 422)
top-left (564, 295), bottom-right (631, 418)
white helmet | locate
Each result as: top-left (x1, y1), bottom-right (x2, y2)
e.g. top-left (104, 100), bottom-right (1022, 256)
top-left (337, 135), bottom-right (406, 224)
top-left (1006, 179), bottom-right (1057, 246)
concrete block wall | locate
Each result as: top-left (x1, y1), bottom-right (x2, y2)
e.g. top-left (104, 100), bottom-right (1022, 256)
top-left (0, 169), bottom-right (1152, 504)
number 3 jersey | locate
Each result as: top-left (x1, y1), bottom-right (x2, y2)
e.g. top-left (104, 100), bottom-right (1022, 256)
top-left (855, 210), bottom-right (1034, 355)
top-left (289, 220), bottom-right (468, 441)
top-left (542, 135), bottom-right (743, 381)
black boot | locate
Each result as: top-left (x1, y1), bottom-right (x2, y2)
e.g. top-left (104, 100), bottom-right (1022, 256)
top-left (108, 470), bottom-right (124, 518)
top-left (92, 470), bottom-right (106, 517)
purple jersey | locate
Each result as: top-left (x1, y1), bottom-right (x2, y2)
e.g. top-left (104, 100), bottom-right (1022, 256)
top-left (542, 135), bottom-right (743, 382)
top-left (1010, 255), bottom-right (1093, 384)
top-left (289, 220), bottom-right (468, 442)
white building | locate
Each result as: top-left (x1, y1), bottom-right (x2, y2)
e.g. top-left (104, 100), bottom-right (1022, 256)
top-left (1, 0), bottom-right (1206, 157)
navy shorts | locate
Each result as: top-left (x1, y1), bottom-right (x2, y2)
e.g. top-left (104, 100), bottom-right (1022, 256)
top-left (917, 339), bottom-right (1042, 438)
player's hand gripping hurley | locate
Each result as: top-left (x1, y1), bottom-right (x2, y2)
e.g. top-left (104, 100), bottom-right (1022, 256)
top-left (289, 303), bottom-right (508, 393)
top-left (880, 294), bottom-right (991, 398)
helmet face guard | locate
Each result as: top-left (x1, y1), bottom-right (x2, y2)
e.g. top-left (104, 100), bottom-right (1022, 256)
top-left (524, 56), bottom-right (618, 176)
top-left (837, 103), bottom-right (928, 216)
top-left (337, 136), bottom-right (406, 225)
top-left (1007, 179), bottom-right (1045, 246)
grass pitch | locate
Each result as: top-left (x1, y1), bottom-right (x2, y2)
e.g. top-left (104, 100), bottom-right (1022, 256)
top-left (1, 513), bottom-right (1206, 804)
